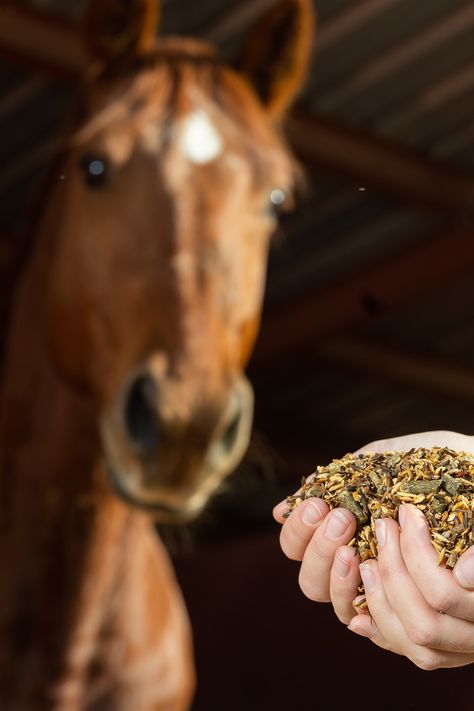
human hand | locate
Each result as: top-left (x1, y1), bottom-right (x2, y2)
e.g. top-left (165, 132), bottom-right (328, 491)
top-left (274, 430), bottom-right (474, 669)
top-left (273, 474), bottom-right (361, 626)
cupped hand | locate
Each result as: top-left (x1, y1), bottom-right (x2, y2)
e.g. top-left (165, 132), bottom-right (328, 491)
top-left (349, 501), bottom-right (474, 669)
top-left (273, 484), bottom-right (361, 625)
top-left (274, 430), bottom-right (474, 669)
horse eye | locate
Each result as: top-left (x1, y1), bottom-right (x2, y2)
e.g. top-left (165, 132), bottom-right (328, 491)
top-left (80, 154), bottom-right (109, 188)
top-left (269, 188), bottom-right (286, 216)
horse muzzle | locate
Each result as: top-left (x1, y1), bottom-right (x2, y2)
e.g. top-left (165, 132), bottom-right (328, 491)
top-left (100, 371), bottom-right (254, 522)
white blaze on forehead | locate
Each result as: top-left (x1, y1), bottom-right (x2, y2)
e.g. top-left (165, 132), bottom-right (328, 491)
top-left (179, 110), bottom-right (223, 164)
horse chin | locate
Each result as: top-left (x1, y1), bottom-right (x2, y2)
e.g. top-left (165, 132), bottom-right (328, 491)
top-left (102, 442), bottom-right (251, 525)
top-left (103, 427), bottom-right (252, 523)
top-left (107, 466), bottom-right (206, 523)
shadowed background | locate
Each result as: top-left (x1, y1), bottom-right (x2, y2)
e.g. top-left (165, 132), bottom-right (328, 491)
top-left (1, 0), bottom-right (473, 708)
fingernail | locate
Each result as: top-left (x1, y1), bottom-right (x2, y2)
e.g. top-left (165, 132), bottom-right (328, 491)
top-left (274, 502), bottom-right (288, 518)
top-left (333, 552), bottom-right (351, 579)
top-left (325, 510), bottom-right (351, 539)
top-left (455, 554), bottom-right (474, 589)
top-left (375, 519), bottom-right (386, 548)
top-left (352, 594), bottom-right (367, 612)
top-left (302, 501), bottom-right (324, 526)
top-left (398, 505), bottom-right (407, 529)
top-left (360, 564), bottom-right (376, 593)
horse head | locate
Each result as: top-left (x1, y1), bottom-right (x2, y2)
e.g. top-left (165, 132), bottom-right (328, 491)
top-left (45, 0), bottom-right (314, 522)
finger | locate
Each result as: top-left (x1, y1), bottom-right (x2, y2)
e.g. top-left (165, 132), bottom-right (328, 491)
top-left (279, 498), bottom-right (329, 561)
top-left (356, 431), bottom-right (474, 455)
top-left (352, 594), bottom-right (370, 615)
top-left (359, 560), bottom-right (474, 669)
top-left (376, 517), bottom-right (474, 653)
top-left (348, 613), bottom-right (474, 669)
top-left (298, 508), bottom-right (356, 602)
top-left (273, 473), bottom-right (318, 523)
top-left (454, 546), bottom-right (474, 591)
top-left (399, 504), bottom-right (474, 621)
top-left (355, 560), bottom-right (422, 658)
top-left (348, 614), bottom-right (392, 652)
top-left (358, 561), bottom-right (402, 642)
top-left (329, 545), bottom-right (361, 624)
top-left (273, 500), bottom-right (289, 523)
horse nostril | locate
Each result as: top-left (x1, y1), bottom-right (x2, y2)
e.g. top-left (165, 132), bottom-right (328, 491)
top-left (221, 408), bottom-right (242, 456)
top-left (204, 381), bottom-right (253, 475)
top-left (123, 373), bottom-right (158, 453)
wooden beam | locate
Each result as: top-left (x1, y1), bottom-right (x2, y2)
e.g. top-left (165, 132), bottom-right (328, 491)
top-left (204, 0), bottom-right (276, 45)
top-left (2, 5), bottom-right (474, 219)
top-left (313, 337), bottom-right (474, 405)
top-left (0, 76), bottom-right (46, 118)
top-left (377, 60), bottom-right (474, 136)
top-left (0, 3), bottom-right (86, 80)
top-left (286, 112), bottom-right (474, 217)
top-left (317, 2), bottom-right (474, 111)
top-left (251, 231), bottom-right (474, 368)
top-left (317, 0), bottom-right (402, 53)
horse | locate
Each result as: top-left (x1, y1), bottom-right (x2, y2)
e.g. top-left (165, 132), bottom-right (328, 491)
top-left (0, 0), bottom-right (313, 707)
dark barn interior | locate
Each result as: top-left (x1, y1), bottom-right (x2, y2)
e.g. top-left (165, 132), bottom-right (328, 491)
top-left (1, 1), bottom-right (474, 709)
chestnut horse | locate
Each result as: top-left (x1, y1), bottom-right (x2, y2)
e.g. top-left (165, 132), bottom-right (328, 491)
top-left (0, 0), bottom-right (313, 708)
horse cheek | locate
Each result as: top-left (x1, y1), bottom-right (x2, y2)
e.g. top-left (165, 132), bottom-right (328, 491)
top-left (238, 315), bottom-right (262, 368)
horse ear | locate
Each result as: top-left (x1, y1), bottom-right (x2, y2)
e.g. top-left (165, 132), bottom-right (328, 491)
top-left (237, 0), bottom-right (315, 119)
top-left (83, 0), bottom-right (160, 67)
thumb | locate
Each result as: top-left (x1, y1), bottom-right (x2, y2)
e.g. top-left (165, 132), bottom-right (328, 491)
top-left (453, 547), bottom-right (474, 590)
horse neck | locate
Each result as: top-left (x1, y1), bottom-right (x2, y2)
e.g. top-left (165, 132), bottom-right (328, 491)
top-left (0, 199), bottom-right (99, 523)
top-left (0, 210), bottom-right (134, 702)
